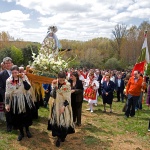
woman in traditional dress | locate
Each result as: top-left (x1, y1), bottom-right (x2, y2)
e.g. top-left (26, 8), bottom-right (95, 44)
top-left (5, 65), bottom-right (35, 141)
top-left (101, 74), bottom-right (115, 113)
top-left (84, 71), bottom-right (99, 113)
top-left (48, 72), bottom-right (75, 147)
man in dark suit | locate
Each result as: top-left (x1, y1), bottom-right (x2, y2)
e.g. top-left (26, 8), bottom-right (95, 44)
top-left (115, 74), bottom-right (125, 102)
top-left (0, 57), bottom-right (13, 132)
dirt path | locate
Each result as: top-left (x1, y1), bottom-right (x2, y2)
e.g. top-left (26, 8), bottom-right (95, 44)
top-left (1, 102), bottom-right (149, 150)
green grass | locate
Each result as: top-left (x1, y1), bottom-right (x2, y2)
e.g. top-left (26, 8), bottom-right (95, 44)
top-left (82, 98), bottom-right (150, 148)
top-left (84, 135), bottom-right (99, 145)
top-left (0, 97), bottom-right (150, 150)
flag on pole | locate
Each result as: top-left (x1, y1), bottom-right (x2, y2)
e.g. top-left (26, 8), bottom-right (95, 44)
top-left (132, 31), bottom-right (149, 76)
top-left (137, 31), bottom-right (149, 63)
top-left (131, 60), bottom-right (146, 76)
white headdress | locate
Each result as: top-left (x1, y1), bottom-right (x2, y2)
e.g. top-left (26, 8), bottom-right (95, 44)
top-left (48, 26), bottom-right (58, 33)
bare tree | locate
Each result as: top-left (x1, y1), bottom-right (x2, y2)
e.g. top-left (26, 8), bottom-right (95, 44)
top-left (126, 25), bottom-right (139, 64)
top-left (112, 24), bottom-right (127, 59)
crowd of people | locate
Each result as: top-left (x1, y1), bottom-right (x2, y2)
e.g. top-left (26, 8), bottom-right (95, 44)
top-left (0, 57), bottom-right (150, 147)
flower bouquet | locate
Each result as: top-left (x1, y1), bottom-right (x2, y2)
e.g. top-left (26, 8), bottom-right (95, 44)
top-left (27, 26), bottom-right (75, 83)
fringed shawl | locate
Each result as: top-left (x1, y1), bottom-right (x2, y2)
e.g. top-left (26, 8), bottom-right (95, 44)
top-left (49, 80), bottom-right (74, 128)
top-left (5, 75), bottom-right (36, 114)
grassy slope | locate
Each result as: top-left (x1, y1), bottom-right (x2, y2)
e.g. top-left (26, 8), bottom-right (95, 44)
top-left (0, 97), bottom-right (150, 150)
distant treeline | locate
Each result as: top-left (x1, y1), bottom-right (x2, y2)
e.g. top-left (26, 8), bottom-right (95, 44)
top-left (0, 21), bottom-right (150, 69)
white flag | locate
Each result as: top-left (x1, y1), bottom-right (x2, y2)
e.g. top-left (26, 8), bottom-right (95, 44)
top-left (142, 32), bottom-right (149, 63)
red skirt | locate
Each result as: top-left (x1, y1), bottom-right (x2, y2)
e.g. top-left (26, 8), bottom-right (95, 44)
top-left (84, 87), bottom-right (97, 100)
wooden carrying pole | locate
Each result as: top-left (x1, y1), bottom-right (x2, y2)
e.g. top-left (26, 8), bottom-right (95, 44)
top-left (25, 66), bottom-right (55, 83)
top-left (26, 73), bottom-right (54, 84)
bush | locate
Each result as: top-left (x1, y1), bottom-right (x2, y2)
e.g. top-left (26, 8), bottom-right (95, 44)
top-left (21, 44), bottom-right (39, 66)
top-left (0, 44), bottom-right (39, 66)
top-left (10, 46), bottom-right (23, 65)
top-left (105, 58), bottom-right (121, 70)
top-left (0, 48), bottom-right (11, 63)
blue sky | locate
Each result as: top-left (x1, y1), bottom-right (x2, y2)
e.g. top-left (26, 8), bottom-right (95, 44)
top-left (0, 0), bottom-right (150, 43)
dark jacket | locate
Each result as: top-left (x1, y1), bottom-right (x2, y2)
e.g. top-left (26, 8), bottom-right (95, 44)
top-left (0, 70), bottom-right (10, 101)
top-left (115, 78), bottom-right (125, 92)
top-left (69, 79), bottom-right (84, 102)
top-left (97, 74), bottom-right (102, 82)
top-left (101, 80), bottom-right (115, 95)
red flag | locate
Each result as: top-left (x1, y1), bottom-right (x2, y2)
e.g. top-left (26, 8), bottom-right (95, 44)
top-left (131, 61), bottom-right (146, 76)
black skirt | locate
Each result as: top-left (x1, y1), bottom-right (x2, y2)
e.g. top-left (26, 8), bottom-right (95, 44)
top-left (47, 104), bottom-right (75, 138)
top-left (102, 93), bottom-right (113, 104)
top-left (10, 96), bottom-right (35, 129)
top-left (48, 121), bottom-right (75, 138)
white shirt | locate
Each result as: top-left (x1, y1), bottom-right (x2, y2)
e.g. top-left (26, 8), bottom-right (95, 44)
top-left (6, 70), bottom-right (11, 76)
top-left (110, 76), bottom-right (115, 83)
top-left (118, 79), bottom-right (121, 87)
top-left (79, 75), bottom-right (85, 81)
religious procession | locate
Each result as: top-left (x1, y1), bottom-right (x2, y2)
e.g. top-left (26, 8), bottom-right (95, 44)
top-left (0, 25), bottom-right (150, 150)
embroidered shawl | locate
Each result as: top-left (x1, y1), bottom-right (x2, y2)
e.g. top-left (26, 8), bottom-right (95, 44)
top-left (49, 79), bottom-right (74, 128)
top-left (5, 75), bottom-right (36, 113)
